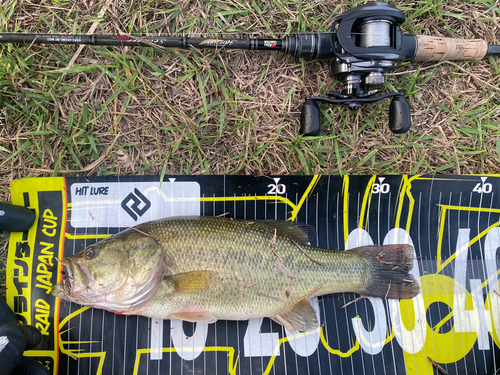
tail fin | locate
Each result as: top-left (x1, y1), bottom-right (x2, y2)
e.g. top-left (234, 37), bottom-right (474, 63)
top-left (354, 244), bottom-right (420, 300)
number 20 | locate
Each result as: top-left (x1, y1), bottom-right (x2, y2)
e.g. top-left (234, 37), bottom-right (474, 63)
top-left (268, 184), bottom-right (286, 195)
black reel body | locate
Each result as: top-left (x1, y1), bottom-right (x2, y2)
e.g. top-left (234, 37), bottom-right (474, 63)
top-left (300, 1), bottom-right (414, 136)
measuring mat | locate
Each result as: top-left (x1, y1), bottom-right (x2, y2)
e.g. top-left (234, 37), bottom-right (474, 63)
top-left (6, 175), bottom-right (500, 374)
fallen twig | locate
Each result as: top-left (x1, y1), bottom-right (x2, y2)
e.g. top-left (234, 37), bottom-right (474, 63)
top-left (256, 292), bottom-right (282, 302)
top-left (271, 229), bottom-right (282, 261)
top-left (65, 0), bottom-right (113, 70)
top-left (385, 282), bottom-right (391, 299)
top-left (376, 252), bottom-right (397, 265)
top-left (129, 227), bottom-right (159, 241)
top-left (306, 282), bottom-right (327, 299)
top-left (292, 240), bottom-right (325, 266)
top-left (342, 296), bottom-right (366, 309)
top-left (31, 133), bottom-right (121, 174)
top-left (274, 259), bottom-right (295, 279)
top-left (427, 357), bottom-right (449, 375)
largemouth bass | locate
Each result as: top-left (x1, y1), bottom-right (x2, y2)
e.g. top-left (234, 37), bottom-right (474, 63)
top-left (51, 216), bottom-right (419, 332)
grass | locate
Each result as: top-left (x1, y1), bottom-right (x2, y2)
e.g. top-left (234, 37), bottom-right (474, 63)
top-left (0, 0), bottom-right (499, 291)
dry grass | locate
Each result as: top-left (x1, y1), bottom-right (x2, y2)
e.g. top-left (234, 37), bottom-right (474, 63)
top-left (0, 0), bottom-right (499, 288)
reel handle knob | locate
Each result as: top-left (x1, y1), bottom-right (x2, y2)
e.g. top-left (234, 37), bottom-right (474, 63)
top-left (388, 95), bottom-right (411, 134)
top-left (300, 99), bottom-right (321, 136)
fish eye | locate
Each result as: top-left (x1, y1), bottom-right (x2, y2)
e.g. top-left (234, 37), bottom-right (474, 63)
top-left (85, 247), bottom-right (96, 259)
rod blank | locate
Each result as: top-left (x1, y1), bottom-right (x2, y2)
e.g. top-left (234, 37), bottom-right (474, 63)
top-left (0, 33), bottom-right (285, 50)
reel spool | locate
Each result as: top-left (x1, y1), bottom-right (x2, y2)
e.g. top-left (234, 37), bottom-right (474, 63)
top-left (359, 20), bottom-right (392, 48)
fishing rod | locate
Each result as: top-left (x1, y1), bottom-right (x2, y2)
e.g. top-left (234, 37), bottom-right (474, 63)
top-left (1, 1), bottom-right (499, 135)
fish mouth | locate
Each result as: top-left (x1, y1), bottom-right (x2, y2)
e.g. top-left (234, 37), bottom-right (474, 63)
top-left (51, 258), bottom-right (73, 297)
top-left (51, 258), bottom-right (93, 300)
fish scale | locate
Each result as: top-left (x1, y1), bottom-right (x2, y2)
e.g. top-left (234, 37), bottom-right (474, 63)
top-left (52, 216), bottom-right (419, 332)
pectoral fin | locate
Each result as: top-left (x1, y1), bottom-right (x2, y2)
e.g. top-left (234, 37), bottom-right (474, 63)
top-left (272, 298), bottom-right (319, 333)
top-left (164, 270), bottom-right (218, 294)
top-left (170, 311), bottom-right (217, 324)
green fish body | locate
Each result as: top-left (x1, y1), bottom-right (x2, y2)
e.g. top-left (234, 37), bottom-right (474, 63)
top-left (52, 216), bottom-right (419, 332)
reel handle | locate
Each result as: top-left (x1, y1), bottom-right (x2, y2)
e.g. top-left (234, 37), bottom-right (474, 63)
top-left (300, 93), bottom-right (412, 136)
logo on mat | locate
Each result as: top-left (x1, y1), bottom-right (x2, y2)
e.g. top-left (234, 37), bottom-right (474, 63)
top-left (121, 189), bottom-right (151, 221)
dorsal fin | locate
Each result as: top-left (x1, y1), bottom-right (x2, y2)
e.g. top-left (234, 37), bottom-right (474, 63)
top-left (260, 221), bottom-right (314, 244)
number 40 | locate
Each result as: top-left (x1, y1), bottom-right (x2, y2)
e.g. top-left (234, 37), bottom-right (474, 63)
top-left (473, 183), bottom-right (492, 194)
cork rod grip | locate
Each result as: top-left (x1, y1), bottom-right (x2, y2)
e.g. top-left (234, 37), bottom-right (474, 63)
top-left (413, 35), bottom-right (488, 62)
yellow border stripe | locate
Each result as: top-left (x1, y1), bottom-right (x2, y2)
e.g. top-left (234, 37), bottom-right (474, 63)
top-left (133, 347), bottom-right (238, 375)
top-left (57, 307), bottom-right (107, 375)
top-left (359, 175), bottom-right (377, 229)
top-left (132, 326), bottom-right (362, 375)
top-left (436, 205), bottom-right (500, 272)
top-left (342, 176), bottom-right (349, 244)
top-left (290, 175), bottom-right (321, 221)
top-left (66, 233), bottom-right (111, 240)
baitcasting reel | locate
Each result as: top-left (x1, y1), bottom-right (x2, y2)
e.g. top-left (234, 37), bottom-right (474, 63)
top-left (301, 1), bottom-right (414, 135)
top-left (300, 1), bottom-right (498, 135)
top-left (1, 1), bottom-right (499, 135)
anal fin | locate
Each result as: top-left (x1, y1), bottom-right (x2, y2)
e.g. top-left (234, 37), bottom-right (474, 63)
top-left (272, 298), bottom-right (319, 333)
